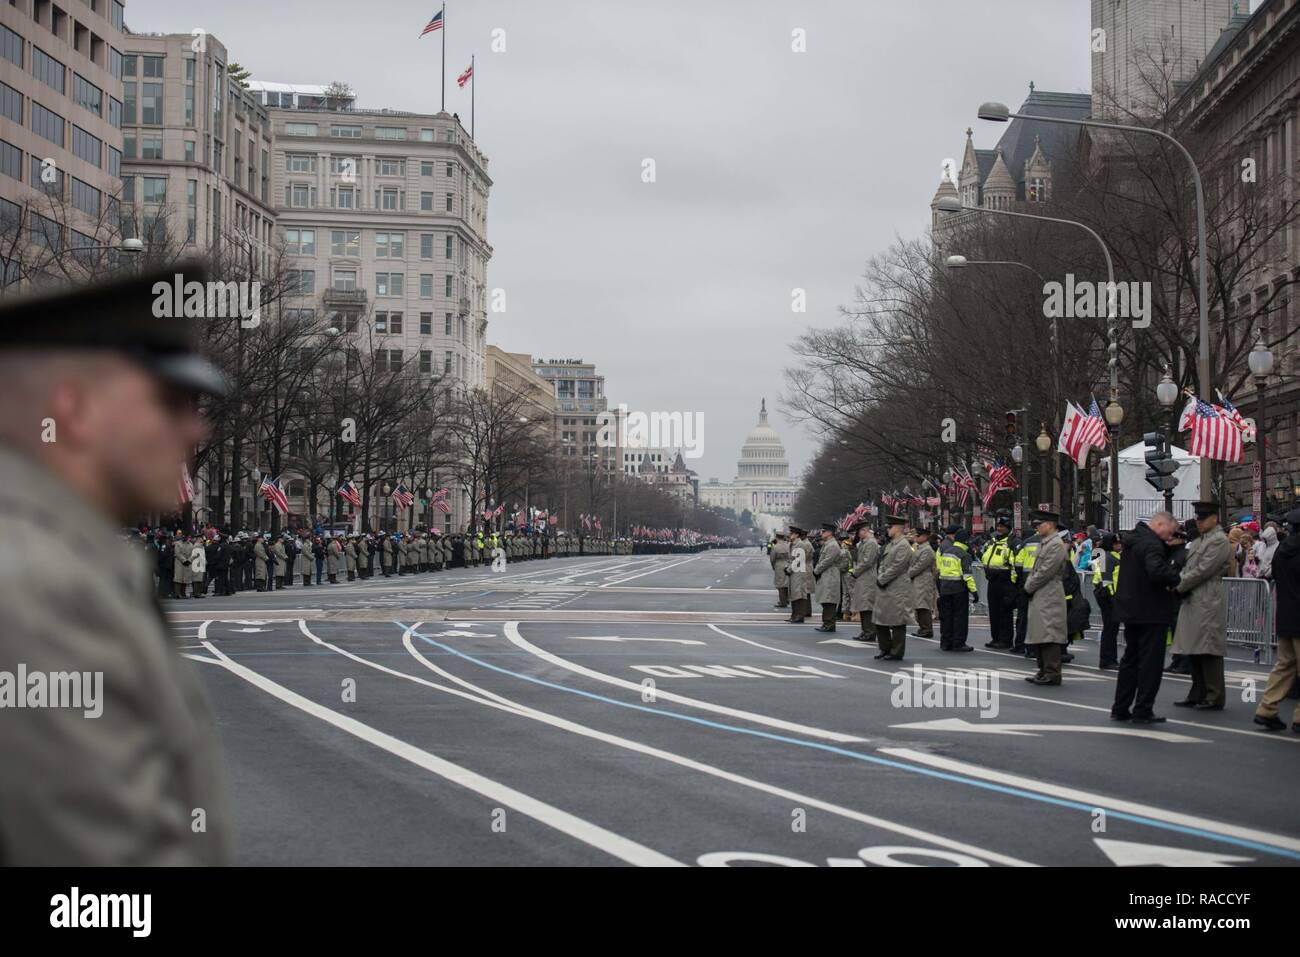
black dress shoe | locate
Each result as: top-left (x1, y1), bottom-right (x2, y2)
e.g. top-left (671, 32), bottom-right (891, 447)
top-left (1130, 714), bottom-right (1167, 724)
top-left (1110, 711), bottom-right (1132, 721)
top-left (873, 652), bottom-right (888, 659)
top-left (814, 625), bottom-right (834, 633)
top-left (951, 645), bottom-right (974, 653)
top-left (1172, 699), bottom-right (1199, 708)
top-left (1060, 653), bottom-right (1075, 663)
top-left (1254, 715), bottom-right (1286, 731)
top-left (1193, 702), bottom-right (1224, 711)
top-left (883, 655), bottom-right (904, 661)
top-left (985, 642), bottom-right (1011, 649)
top-left (1098, 662), bottom-right (1118, 670)
top-left (1025, 674), bottom-right (1044, 683)
top-left (1028, 676), bottom-right (1061, 686)
top-left (854, 634), bottom-right (872, 642)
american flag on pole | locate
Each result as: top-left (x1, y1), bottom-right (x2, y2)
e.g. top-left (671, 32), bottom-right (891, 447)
top-left (1215, 390), bottom-right (1256, 441)
top-left (259, 475), bottom-right (289, 515)
top-left (981, 458), bottom-right (1018, 510)
top-left (953, 467), bottom-right (977, 506)
top-left (1058, 399), bottom-right (1107, 468)
top-left (420, 8), bottom-right (444, 36)
top-left (391, 483), bottom-right (415, 508)
top-left (430, 487), bottom-right (452, 513)
top-left (337, 479), bottom-right (363, 508)
top-left (457, 62), bottom-right (473, 87)
top-left (1185, 396), bottom-right (1244, 463)
top-left (178, 462), bottom-right (195, 505)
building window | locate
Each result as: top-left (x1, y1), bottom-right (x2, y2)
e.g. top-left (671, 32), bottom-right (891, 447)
top-left (420, 191), bottom-right (434, 211)
top-left (73, 74), bottom-right (102, 116)
top-left (32, 47), bottom-right (65, 95)
top-left (30, 101), bottom-right (64, 147)
top-left (375, 126), bottom-right (407, 140)
top-left (375, 231), bottom-right (404, 258)
top-left (286, 153), bottom-right (315, 173)
top-left (332, 268), bottom-right (357, 291)
top-left (72, 125), bottom-right (102, 166)
top-left (285, 229), bottom-right (315, 255)
top-left (140, 82), bottom-right (163, 124)
top-left (1027, 177), bottom-right (1048, 202)
top-left (420, 233), bottom-right (434, 259)
top-left (108, 96), bottom-right (122, 129)
top-left (140, 134), bottom-right (162, 160)
top-left (184, 139), bottom-right (195, 162)
top-left (445, 234), bottom-right (454, 259)
top-left (420, 161), bottom-right (434, 177)
top-left (445, 192), bottom-right (453, 212)
top-left (0, 82), bottom-right (21, 125)
top-left (0, 24), bottom-right (22, 69)
top-left (419, 274), bottom-right (434, 298)
top-left (31, 212), bottom-right (61, 251)
top-left (330, 125), bottom-right (361, 138)
top-left (142, 176), bottom-right (167, 203)
top-left (288, 182), bottom-right (314, 208)
top-left (419, 312), bottom-right (432, 335)
top-left (444, 313), bottom-right (452, 335)
top-left (71, 177), bottom-right (100, 216)
top-left (335, 186), bottom-right (355, 209)
top-left (375, 272), bottom-right (404, 297)
top-left (107, 146), bottom-right (120, 178)
top-left (444, 274), bottom-right (453, 297)
top-left (376, 187), bottom-right (399, 210)
top-left (330, 229), bottom-right (360, 256)
top-left (285, 122), bottom-right (318, 136)
top-left (287, 269), bottom-right (316, 295)
top-left (377, 157), bottom-right (404, 176)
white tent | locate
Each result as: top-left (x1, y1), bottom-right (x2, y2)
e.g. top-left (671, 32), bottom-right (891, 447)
top-left (1099, 441), bottom-right (1201, 530)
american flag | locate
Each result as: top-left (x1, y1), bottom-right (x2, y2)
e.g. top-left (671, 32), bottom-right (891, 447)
top-left (1059, 399), bottom-right (1107, 468)
top-left (457, 62), bottom-right (473, 87)
top-left (337, 479), bottom-right (363, 508)
top-left (420, 8), bottom-right (444, 36)
top-left (178, 462), bottom-right (195, 505)
top-left (430, 487), bottom-right (452, 513)
top-left (259, 475), bottom-right (289, 515)
top-left (981, 458), bottom-right (1018, 511)
top-left (953, 467), bottom-right (978, 506)
top-left (1187, 397), bottom-right (1243, 463)
top-left (1216, 390), bottom-right (1256, 441)
top-left (391, 483), bottom-right (415, 508)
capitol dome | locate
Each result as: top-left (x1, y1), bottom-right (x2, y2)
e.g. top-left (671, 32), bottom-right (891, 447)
top-left (737, 399), bottom-right (790, 484)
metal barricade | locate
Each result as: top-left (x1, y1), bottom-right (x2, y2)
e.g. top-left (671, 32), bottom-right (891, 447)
top-left (1224, 577), bottom-right (1275, 664)
top-left (971, 563), bottom-right (988, 616)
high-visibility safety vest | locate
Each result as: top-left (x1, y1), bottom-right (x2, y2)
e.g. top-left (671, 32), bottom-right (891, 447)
top-left (981, 536), bottom-right (1015, 573)
top-left (1091, 549), bottom-right (1121, 595)
top-left (1014, 539), bottom-right (1041, 579)
top-left (936, 542), bottom-right (977, 593)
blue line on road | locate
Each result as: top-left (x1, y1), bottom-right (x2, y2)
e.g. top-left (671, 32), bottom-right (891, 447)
top-left (398, 621), bottom-right (1300, 862)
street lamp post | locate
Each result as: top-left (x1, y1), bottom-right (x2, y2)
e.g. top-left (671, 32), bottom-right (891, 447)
top-left (1157, 370), bottom-right (1180, 515)
top-left (1035, 426), bottom-right (1052, 507)
top-left (938, 198), bottom-right (1120, 515)
top-left (978, 100), bottom-right (1213, 500)
top-left (1104, 399), bottom-right (1124, 530)
top-left (1249, 334), bottom-right (1275, 523)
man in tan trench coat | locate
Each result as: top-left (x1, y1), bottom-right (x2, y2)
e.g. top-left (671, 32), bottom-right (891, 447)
top-left (874, 515), bottom-right (913, 660)
top-left (1024, 509), bottom-right (1069, 686)
top-left (1172, 501), bottom-right (1233, 710)
top-left (0, 266), bottom-right (233, 864)
top-left (848, 522), bottom-right (879, 642)
top-left (769, 533), bottom-right (791, 609)
top-left (786, 527), bottom-right (815, 624)
top-left (908, 528), bottom-right (939, 639)
top-left (813, 524), bottom-right (843, 632)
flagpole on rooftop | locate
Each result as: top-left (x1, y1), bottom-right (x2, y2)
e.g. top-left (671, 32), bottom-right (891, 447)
top-left (470, 53), bottom-right (475, 139)
top-left (441, 3), bottom-right (447, 112)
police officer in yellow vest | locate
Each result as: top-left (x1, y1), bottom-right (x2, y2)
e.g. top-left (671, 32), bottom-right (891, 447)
top-left (1092, 532), bottom-right (1122, 668)
top-left (1011, 529), bottom-right (1042, 656)
top-left (936, 526), bottom-right (977, 652)
top-left (981, 516), bottom-right (1017, 649)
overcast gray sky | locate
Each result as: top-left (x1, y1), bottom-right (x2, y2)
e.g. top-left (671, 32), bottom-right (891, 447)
top-left (129, 0), bottom-right (1093, 482)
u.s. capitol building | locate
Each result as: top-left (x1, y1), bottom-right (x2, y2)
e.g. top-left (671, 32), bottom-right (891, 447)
top-left (698, 400), bottom-right (798, 533)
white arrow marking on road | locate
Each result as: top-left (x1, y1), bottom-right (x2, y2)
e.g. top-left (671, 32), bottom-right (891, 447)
top-left (568, 635), bottom-right (707, 646)
top-left (428, 629), bottom-right (495, 638)
top-left (819, 638), bottom-right (876, 648)
top-left (230, 627), bottom-right (270, 633)
top-left (1094, 838), bottom-right (1253, 867)
top-left (891, 718), bottom-right (1205, 743)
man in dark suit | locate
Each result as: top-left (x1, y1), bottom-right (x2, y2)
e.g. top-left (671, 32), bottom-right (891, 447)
top-left (1112, 512), bottom-right (1182, 724)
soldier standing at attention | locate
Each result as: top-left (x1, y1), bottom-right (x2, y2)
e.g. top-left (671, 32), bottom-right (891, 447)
top-left (848, 521), bottom-right (879, 642)
top-left (254, 535), bottom-right (269, 591)
top-left (908, 528), bottom-right (938, 639)
top-left (1024, 509), bottom-right (1069, 686)
top-left (786, 526), bottom-right (814, 624)
top-left (874, 515), bottom-right (912, 660)
top-left (1171, 502), bottom-right (1232, 710)
top-left (812, 523), bottom-right (843, 633)
top-left (0, 266), bottom-right (232, 863)
top-left (770, 532), bottom-right (791, 609)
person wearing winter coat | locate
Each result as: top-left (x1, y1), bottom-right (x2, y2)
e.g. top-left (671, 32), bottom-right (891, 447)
top-left (1170, 502), bottom-right (1233, 710)
top-left (1256, 508), bottom-right (1300, 731)
top-left (812, 525), bottom-right (843, 633)
top-left (188, 537), bottom-right (207, 598)
top-left (1024, 510), bottom-right (1069, 686)
top-left (873, 516), bottom-right (914, 660)
top-left (848, 523), bottom-right (879, 640)
top-left (295, 534), bottom-right (315, 586)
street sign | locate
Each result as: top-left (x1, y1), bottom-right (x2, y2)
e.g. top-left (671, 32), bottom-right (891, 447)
top-left (1013, 502), bottom-right (1022, 530)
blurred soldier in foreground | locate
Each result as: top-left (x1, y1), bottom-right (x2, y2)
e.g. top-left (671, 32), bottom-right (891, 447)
top-left (1256, 508), bottom-right (1300, 732)
top-left (0, 266), bottom-right (232, 864)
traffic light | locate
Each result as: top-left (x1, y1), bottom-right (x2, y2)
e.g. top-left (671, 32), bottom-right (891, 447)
top-left (1005, 411), bottom-right (1018, 442)
top-left (1143, 431), bottom-right (1179, 492)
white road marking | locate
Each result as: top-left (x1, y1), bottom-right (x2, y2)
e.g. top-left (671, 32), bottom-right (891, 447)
top-left (1093, 838), bottom-right (1253, 867)
top-left (504, 622), bottom-right (867, 743)
top-left (197, 622), bottom-right (682, 867)
top-left (706, 624), bottom-right (1300, 745)
top-left (566, 635), bottom-right (707, 646)
top-left (599, 556), bottom-right (701, 587)
top-left (394, 623), bottom-right (1034, 866)
top-left (891, 717), bottom-right (1205, 743)
top-left (880, 747), bottom-right (1300, 856)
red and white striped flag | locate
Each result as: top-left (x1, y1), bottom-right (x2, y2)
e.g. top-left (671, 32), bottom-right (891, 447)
top-left (178, 462), bottom-right (195, 505)
top-left (430, 487), bottom-right (452, 513)
top-left (259, 475), bottom-right (289, 515)
top-left (1058, 399), bottom-right (1107, 468)
top-left (391, 483), bottom-right (415, 509)
top-left (1185, 396), bottom-right (1243, 463)
top-left (337, 479), bottom-right (363, 508)
top-left (457, 62), bottom-right (473, 88)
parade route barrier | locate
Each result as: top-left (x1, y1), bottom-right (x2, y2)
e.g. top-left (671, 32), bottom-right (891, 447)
top-left (1224, 577), bottom-right (1275, 665)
